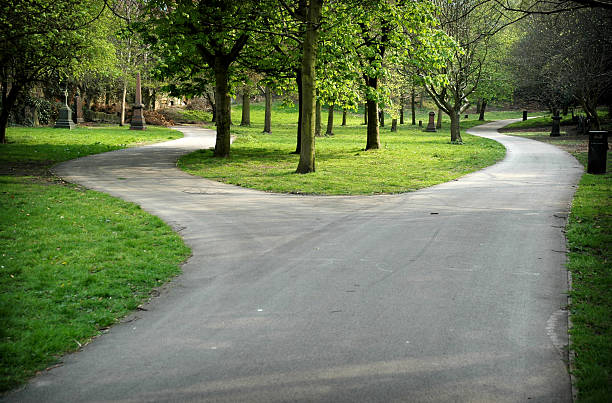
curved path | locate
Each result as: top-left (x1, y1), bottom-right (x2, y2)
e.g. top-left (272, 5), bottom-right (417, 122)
top-left (6, 121), bottom-right (583, 402)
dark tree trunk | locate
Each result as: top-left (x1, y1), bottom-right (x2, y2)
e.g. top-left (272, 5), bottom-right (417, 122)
top-left (296, 0), bottom-right (321, 173)
top-left (411, 89), bottom-right (416, 125)
top-left (315, 99), bottom-right (322, 136)
top-left (366, 99), bottom-right (379, 150)
top-left (341, 108), bottom-right (347, 126)
top-left (400, 106), bottom-right (404, 124)
top-left (479, 99), bottom-right (487, 121)
top-left (476, 98), bottom-right (482, 115)
top-left (293, 68), bottom-right (303, 154)
top-left (240, 87), bottom-right (250, 126)
top-left (391, 118), bottom-right (397, 132)
top-left (0, 83), bottom-right (20, 144)
top-left (562, 104), bottom-right (568, 116)
top-left (450, 111), bottom-right (462, 143)
top-left (263, 84), bottom-right (272, 133)
top-left (326, 104), bottom-right (334, 135)
top-left (214, 61), bottom-right (232, 157)
top-left (379, 109), bottom-right (385, 127)
top-left (436, 108), bottom-right (442, 129)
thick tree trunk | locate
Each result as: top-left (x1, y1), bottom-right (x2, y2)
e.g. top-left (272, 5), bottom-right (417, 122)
top-left (436, 108), bottom-right (443, 129)
top-left (411, 89), bottom-right (416, 125)
top-left (379, 109), bottom-right (385, 127)
top-left (479, 99), bottom-right (487, 121)
top-left (476, 98), bottom-right (482, 115)
top-left (450, 111), bottom-right (462, 143)
top-left (400, 106), bottom-right (404, 124)
top-left (342, 108), bottom-right (347, 126)
top-left (263, 85), bottom-right (272, 133)
top-left (0, 84), bottom-right (20, 144)
top-left (326, 104), bottom-right (334, 135)
top-left (391, 118), bottom-right (397, 132)
top-left (214, 62), bottom-right (232, 157)
top-left (293, 69), bottom-right (302, 154)
top-left (240, 86), bottom-right (250, 126)
top-left (296, 0), bottom-right (321, 174)
top-left (315, 99), bottom-right (322, 137)
top-left (366, 99), bottom-right (380, 150)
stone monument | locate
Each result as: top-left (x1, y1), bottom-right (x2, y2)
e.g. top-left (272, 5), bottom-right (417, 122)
top-left (425, 111), bottom-right (436, 132)
top-left (550, 111), bottom-right (561, 137)
top-left (54, 88), bottom-right (75, 129)
top-left (130, 72), bottom-right (146, 130)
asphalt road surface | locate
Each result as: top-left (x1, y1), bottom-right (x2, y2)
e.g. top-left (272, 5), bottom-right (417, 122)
top-left (4, 120), bottom-right (583, 402)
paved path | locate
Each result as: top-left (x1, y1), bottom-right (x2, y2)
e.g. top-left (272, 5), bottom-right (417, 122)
top-left (5, 121), bottom-right (583, 402)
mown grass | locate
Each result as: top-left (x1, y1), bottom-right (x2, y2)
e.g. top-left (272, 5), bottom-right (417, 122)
top-left (506, 131), bottom-right (611, 402)
top-left (0, 125), bottom-right (190, 392)
top-left (179, 103), bottom-right (515, 195)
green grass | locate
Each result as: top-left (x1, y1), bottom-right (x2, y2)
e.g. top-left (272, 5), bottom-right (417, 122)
top-left (0, 125), bottom-right (190, 392)
top-left (502, 114), bottom-right (573, 130)
top-left (505, 130), bottom-right (611, 401)
top-left (566, 157), bottom-right (612, 402)
top-left (179, 103), bottom-right (513, 195)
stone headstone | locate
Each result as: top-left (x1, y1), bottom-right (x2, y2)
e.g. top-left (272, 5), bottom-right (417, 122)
top-left (130, 72), bottom-right (146, 130)
top-left (425, 111), bottom-right (436, 132)
top-left (54, 89), bottom-right (75, 129)
top-left (550, 112), bottom-right (561, 137)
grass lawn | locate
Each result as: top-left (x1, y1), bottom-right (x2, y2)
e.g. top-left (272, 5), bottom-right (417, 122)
top-left (0, 125), bottom-right (190, 392)
top-left (179, 103), bottom-right (517, 195)
top-left (506, 130), bottom-right (611, 402)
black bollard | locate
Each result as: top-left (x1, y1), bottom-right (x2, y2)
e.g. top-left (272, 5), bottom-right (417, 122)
top-left (522, 111), bottom-right (528, 121)
top-left (587, 131), bottom-right (608, 174)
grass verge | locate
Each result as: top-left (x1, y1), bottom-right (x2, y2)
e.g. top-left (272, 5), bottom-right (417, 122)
top-left (179, 103), bottom-right (514, 195)
top-left (506, 131), bottom-right (611, 402)
top-left (0, 126), bottom-right (190, 393)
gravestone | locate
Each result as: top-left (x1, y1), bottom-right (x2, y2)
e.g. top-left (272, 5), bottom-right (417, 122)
top-left (523, 111), bottom-right (528, 121)
top-left (587, 131), bottom-right (608, 174)
top-left (130, 72), bottom-right (147, 130)
top-left (425, 111), bottom-right (436, 132)
top-left (550, 111), bottom-right (561, 137)
top-left (54, 89), bottom-right (75, 129)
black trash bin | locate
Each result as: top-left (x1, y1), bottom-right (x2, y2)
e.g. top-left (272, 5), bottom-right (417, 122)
top-left (587, 131), bottom-right (608, 174)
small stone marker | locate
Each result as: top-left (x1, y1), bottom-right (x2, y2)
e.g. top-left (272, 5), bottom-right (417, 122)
top-left (130, 72), bottom-right (147, 130)
top-left (550, 111), bottom-right (561, 137)
top-left (522, 111), bottom-right (528, 121)
top-left (587, 131), bottom-right (608, 174)
top-left (425, 111), bottom-right (436, 132)
top-left (54, 88), bottom-right (75, 129)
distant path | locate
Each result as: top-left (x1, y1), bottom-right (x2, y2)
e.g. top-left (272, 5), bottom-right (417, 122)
top-left (5, 121), bottom-right (583, 402)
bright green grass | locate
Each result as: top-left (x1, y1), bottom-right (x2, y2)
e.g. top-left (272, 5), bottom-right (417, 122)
top-left (179, 103), bottom-right (512, 195)
top-left (1, 126), bottom-right (182, 165)
top-left (505, 131), bottom-right (611, 401)
top-left (566, 156), bottom-right (611, 402)
top-left (0, 126), bottom-right (190, 392)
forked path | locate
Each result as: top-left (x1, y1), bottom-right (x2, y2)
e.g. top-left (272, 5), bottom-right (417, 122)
top-left (6, 121), bottom-right (583, 402)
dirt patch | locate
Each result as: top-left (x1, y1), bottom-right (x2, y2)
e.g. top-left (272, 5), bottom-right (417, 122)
top-left (0, 160), bottom-right (54, 177)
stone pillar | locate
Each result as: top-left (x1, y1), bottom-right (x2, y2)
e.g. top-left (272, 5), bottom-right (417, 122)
top-left (130, 72), bottom-right (146, 130)
top-left (74, 94), bottom-right (85, 124)
top-left (550, 112), bottom-right (561, 137)
top-left (425, 111), bottom-right (436, 132)
top-left (523, 111), bottom-right (528, 121)
top-left (54, 89), bottom-right (75, 129)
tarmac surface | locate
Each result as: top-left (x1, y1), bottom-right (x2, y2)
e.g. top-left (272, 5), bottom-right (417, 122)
top-left (4, 120), bottom-right (583, 402)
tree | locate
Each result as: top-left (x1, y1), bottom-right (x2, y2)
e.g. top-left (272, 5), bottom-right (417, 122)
top-left (141, 0), bottom-right (274, 157)
top-left (0, 0), bottom-right (109, 143)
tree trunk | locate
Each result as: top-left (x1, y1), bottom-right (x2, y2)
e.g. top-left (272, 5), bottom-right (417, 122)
top-left (263, 84), bottom-right (272, 133)
top-left (479, 99), bottom-right (487, 121)
top-left (214, 61), bottom-right (232, 157)
top-left (450, 111), bottom-right (462, 143)
top-left (296, 0), bottom-right (321, 174)
top-left (391, 118), bottom-right (397, 132)
top-left (400, 106), bottom-right (404, 124)
top-left (326, 104), bottom-right (334, 135)
top-left (0, 84), bottom-right (20, 144)
top-left (436, 108), bottom-right (442, 129)
top-left (315, 99), bottom-right (322, 137)
top-left (366, 99), bottom-right (380, 149)
top-left (411, 89), bottom-right (416, 125)
top-left (342, 108), bottom-right (347, 126)
top-left (120, 79), bottom-right (127, 126)
top-left (240, 86), bottom-right (250, 126)
top-left (363, 103), bottom-right (367, 125)
top-left (379, 109), bottom-right (385, 127)
top-left (476, 98), bottom-right (482, 115)
top-left (151, 89), bottom-right (156, 110)
top-left (293, 68), bottom-right (302, 154)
